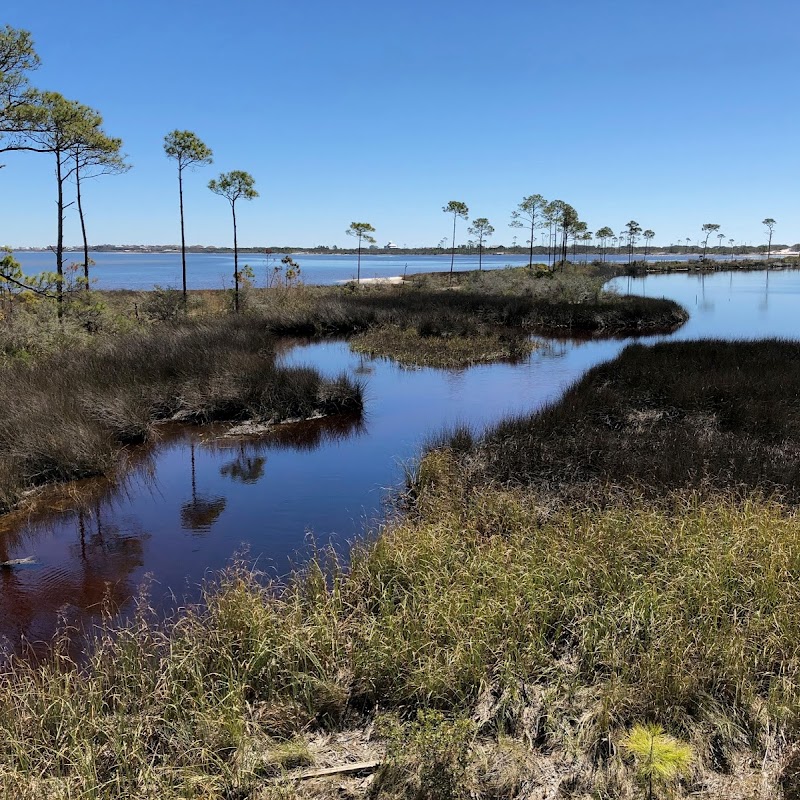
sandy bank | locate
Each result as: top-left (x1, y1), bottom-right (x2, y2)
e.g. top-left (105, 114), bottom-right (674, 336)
top-left (336, 276), bottom-right (406, 285)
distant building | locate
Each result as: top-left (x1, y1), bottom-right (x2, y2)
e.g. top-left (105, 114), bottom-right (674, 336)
top-left (385, 241), bottom-right (400, 250)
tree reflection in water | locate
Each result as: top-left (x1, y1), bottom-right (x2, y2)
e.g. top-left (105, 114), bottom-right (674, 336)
top-left (0, 500), bottom-right (148, 663)
top-left (0, 411), bottom-right (366, 659)
top-left (180, 441), bottom-right (227, 532)
top-left (219, 449), bottom-right (266, 484)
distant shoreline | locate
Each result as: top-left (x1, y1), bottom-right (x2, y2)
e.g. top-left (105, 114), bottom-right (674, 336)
top-left (12, 247), bottom-right (799, 258)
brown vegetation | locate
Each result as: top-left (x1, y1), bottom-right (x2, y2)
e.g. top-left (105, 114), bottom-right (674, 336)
top-left (350, 326), bottom-right (535, 368)
top-left (430, 338), bottom-right (800, 504)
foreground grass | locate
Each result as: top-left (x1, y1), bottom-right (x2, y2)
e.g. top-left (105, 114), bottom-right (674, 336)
top-left (2, 335), bottom-right (800, 796)
top-left (0, 315), bottom-right (363, 512)
top-left (0, 489), bottom-right (797, 798)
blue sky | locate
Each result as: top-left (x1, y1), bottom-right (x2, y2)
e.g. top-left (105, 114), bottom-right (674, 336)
top-left (2, 0), bottom-right (799, 248)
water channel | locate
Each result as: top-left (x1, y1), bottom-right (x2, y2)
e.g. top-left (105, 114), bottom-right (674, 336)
top-left (2, 269), bottom-right (799, 654)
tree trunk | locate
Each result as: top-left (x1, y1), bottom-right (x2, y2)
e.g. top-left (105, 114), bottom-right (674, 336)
top-left (232, 201), bottom-right (239, 313)
top-left (357, 236), bottom-right (362, 284)
top-left (55, 148), bottom-right (64, 318)
top-left (528, 217), bottom-right (534, 269)
top-left (478, 238), bottom-right (483, 271)
top-left (75, 161), bottom-right (90, 290)
top-left (179, 165), bottom-right (187, 301)
top-left (767, 232), bottom-right (772, 267)
top-left (449, 213), bottom-right (456, 283)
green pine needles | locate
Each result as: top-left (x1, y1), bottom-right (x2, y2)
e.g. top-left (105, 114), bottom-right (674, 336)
top-left (622, 723), bottom-right (693, 800)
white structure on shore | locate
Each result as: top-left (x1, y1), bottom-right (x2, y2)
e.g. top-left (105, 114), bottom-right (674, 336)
top-left (385, 241), bottom-right (400, 249)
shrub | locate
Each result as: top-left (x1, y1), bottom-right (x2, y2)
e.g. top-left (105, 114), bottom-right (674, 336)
top-left (140, 285), bottom-right (186, 321)
top-left (375, 710), bottom-right (476, 800)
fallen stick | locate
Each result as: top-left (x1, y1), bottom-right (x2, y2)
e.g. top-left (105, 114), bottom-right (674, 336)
top-left (296, 760), bottom-right (381, 780)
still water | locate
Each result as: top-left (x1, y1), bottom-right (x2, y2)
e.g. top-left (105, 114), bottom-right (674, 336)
top-left (12, 250), bottom-right (766, 291)
top-left (1, 269), bottom-right (798, 652)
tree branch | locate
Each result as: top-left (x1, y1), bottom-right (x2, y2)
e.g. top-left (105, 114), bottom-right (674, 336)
top-left (0, 271), bottom-right (57, 298)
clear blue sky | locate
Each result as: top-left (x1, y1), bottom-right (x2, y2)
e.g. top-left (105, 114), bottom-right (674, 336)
top-left (2, 0), bottom-right (799, 248)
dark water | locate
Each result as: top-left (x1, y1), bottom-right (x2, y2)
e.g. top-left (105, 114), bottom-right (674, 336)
top-left (1, 269), bottom-right (798, 654)
top-left (11, 250), bottom-right (772, 291)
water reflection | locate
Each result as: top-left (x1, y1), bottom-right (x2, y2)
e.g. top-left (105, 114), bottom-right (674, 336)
top-left (759, 271), bottom-right (769, 312)
top-left (220, 452), bottom-right (266, 484)
top-left (181, 442), bottom-right (227, 533)
top-left (0, 413), bottom-right (367, 653)
top-left (607, 268), bottom-right (800, 340)
top-left (1, 502), bottom-right (147, 658)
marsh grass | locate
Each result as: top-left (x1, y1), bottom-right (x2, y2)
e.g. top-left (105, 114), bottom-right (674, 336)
top-left (628, 256), bottom-right (800, 275)
top-left (432, 338), bottom-right (800, 503)
top-left (349, 326), bottom-right (535, 368)
top-left (1, 487), bottom-right (799, 797)
top-left (0, 265), bottom-right (683, 363)
top-left (0, 315), bottom-right (364, 511)
top-left (243, 267), bottom-right (686, 339)
top-left (0, 266), bottom-right (684, 510)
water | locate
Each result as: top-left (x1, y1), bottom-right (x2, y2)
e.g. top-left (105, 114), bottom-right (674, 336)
top-left (607, 269), bottom-right (800, 340)
top-left (10, 250), bottom-right (770, 291)
top-left (1, 269), bottom-right (797, 653)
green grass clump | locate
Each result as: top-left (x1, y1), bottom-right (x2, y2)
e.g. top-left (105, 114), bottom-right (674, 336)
top-left (350, 326), bottom-right (535, 368)
top-left (375, 710), bottom-right (475, 799)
